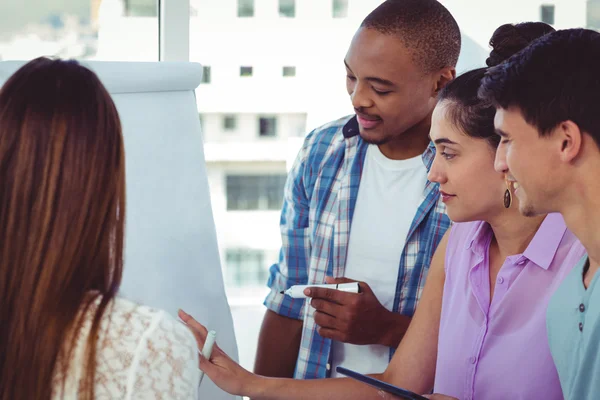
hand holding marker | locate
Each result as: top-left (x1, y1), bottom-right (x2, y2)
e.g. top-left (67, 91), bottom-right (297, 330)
top-left (198, 330), bottom-right (216, 385)
top-left (280, 282), bottom-right (360, 298)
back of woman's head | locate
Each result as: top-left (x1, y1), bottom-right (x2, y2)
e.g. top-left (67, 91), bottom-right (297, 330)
top-left (439, 22), bottom-right (555, 148)
top-left (0, 57), bottom-right (125, 400)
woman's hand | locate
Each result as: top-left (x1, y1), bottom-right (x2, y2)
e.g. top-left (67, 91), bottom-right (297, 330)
top-left (178, 309), bottom-right (259, 397)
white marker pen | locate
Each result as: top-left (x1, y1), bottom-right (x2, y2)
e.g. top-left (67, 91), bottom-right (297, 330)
top-left (199, 330), bottom-right (216, 386)
top-left (280, 282), bottom-right (360, 299)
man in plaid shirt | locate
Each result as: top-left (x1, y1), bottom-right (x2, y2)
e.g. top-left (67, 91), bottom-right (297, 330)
top-left (254, 0), bottom-right (460, 380)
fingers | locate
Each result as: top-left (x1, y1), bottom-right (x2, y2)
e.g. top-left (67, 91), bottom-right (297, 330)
top-left (199, 352), bottom-right (219, 375)
top-left (305, 286), bottom-right (356, 305)
top-left (311, 297), bottom-right (344, 317)
top-left (313, 310), bottom-right (339, 330)
top-left (316, 326), bottom-right (346, 342)
top-left (178, 309), bottom-right (209, 348)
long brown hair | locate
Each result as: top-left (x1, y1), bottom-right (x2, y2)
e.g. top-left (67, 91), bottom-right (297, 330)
top-left (0, 58), bottom-right (125, 399)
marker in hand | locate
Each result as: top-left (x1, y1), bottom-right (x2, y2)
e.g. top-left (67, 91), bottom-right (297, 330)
top-left (280, 282), bottom-right (360, 298)
top-left (199, 330), bottom-right (217, 386)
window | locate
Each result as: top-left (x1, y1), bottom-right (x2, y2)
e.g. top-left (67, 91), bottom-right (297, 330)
top-left (333, 0), bottom-right (349, 18)
top-left (588, 0), bottom-right (600, 30)
top-left (223, 115), bottom-right (237, 131)
top-left (240, 66), bottom-right (253, 77)
top-left (124, 0), bottom-right (157, 17)
top-left (226, 174), bottom-right (288, 211)
top-left (201, 66), bottom-right (211, 84)
top-left (282, 66), bottom-right (296, 77)
top-left (225, 249), bottom-right (268, 288)
top-left (259, 116), bottom-right (277, 137)
top-left (279, 0), bottom-right (295, 18)
top-left (0, 0), bottom-right (159, 61)
top-left (238, 0), bottom-right (255, 17)
top-left (541, 5), bottom-right (555, 25)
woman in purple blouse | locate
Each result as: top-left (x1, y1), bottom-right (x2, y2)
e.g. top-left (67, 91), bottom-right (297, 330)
top-left (178, 23), bottom-right (583, 400)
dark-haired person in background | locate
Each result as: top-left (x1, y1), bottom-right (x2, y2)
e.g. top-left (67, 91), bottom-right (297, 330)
top-left (179, 22), bottom-right (578, 400)
top-left (252, 0), bottom-right (459, 380)
top-left (486, 28), bottom-right (600, 399)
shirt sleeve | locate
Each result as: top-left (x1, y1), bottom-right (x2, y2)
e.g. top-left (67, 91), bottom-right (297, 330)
top-left (263, 131), bottom-right (315, 321)
top-left (127, 311), bottom-right (200, 400)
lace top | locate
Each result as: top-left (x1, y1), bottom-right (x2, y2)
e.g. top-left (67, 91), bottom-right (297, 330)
top-left (52, 296), bottom-right (199, 399)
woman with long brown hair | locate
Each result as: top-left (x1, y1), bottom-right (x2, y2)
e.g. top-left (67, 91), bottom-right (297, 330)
top-left (0, 57), bottom-right (199, 399)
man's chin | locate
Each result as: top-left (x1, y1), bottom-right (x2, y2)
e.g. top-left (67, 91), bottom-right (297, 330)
top-left (358, 128), bottom-right (387, 145)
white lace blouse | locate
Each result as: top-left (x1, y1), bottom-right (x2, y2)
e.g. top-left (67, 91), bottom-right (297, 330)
top-left (52, 296), bottom-right (200, 399)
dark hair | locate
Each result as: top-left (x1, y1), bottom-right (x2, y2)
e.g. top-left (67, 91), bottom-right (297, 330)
top-left (479, 28), bottom-right (600, 146)
top-left (440, 22), bottom-right (555, 148)
top-left (486, 22), bottom-right (556, 67)
top-left (361, 0), bottom-right (461, 72)
top-left (0, 58), bottom-right (125, 400)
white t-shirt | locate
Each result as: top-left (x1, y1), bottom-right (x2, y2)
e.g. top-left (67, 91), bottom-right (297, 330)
top-left (330, 144), bottom-right (427, 377)
top-left (52, 296), bottom-right (200, 399)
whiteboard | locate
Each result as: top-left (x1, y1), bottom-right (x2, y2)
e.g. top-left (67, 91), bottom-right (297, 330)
top-left (0, 61), bottom-right (238, 400)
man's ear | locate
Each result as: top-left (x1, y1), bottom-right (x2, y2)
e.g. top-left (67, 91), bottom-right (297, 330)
top-left (433, 67), bottom-right (456, 96)
top-left (557, 120), bottom-right (584, 163)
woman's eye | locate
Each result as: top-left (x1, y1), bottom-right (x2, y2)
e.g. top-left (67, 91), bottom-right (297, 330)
top-left (441, 151), bottom-right (455, 160)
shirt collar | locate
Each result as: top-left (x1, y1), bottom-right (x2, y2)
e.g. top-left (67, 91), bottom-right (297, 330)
top-left (465, 213), bottom-right (567, 270)
top-left (342, 115), bottom-right (436, 172)
top-left (522, 213), bottom-right (567, 270)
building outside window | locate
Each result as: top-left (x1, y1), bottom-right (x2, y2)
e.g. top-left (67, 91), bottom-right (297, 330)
top-left (541, 4), bottom-right (555, 24)
top-left (238, 0), bottom-right (255, 17)
top-left (279, 0), bottom-right (295, 18)
top-left (225, 249), bottom-right (268, 288)
top-left (201, 66), bottom-right (211, 83)
top-left (333, 0), bottom-right (349, 18)
top-left (282, 66), bottom-right (296, 77)
top-left (240, 66), bottom-right (253, 77)
top-left (226, 174), bottom-right (288, 211)
top-left (223, 114), bottom-right (237, 131)
top-left (258, 116), bottom-right (277, 137)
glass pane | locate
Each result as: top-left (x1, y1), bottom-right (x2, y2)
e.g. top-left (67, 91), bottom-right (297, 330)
top-left (238, 0), bottom-right (254, 17)
top-left (541, 5), bottom-right (555, 25)
top-left (589, 1), bottom-right (600, 30)
top-left (223, 115), bottom-right (237, 131)
top-left (259, 116), bottom-right (277, 137)
top-left (240, 66), bottom-right (253, 76)
top-left (332, 0), bottom-right (349, 18)
top-left (201, 66), bottom-right (211, 83)
top-left (279, 0), bottom-right (295, 18)
top-left (0, 0), bottom-right (158, 61)
top-left (283, 66), bottom-right (296, 77)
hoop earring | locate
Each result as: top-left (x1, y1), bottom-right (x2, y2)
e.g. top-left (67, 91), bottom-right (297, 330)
top-left (504, 179), bottom-right (512, 209)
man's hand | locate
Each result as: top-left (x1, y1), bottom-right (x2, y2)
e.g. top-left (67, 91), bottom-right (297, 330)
top-left (305, 277), bottom-right (410, 347)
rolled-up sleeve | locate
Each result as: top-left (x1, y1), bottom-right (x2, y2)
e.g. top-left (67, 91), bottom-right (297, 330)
top-left (263, 134), bottom-right (313, 320)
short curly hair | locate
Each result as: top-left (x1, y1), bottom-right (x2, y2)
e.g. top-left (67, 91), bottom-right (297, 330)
top-left (361, 0), bottom-right (461, 73)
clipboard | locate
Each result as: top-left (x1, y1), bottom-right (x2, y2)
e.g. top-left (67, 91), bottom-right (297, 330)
top-left (336, 366), bottom-right (429, 400)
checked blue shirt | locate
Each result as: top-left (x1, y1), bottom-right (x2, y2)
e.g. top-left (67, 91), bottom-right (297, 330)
top-left (264, 115), bottom-right (450, 379)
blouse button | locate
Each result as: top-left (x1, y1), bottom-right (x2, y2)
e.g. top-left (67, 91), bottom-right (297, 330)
top-left (497, 276), bottom-right (504, 284)
top-left (580, 303), bottom-right (586, 312)
top-left (579, 322), bottom-right (584, 332)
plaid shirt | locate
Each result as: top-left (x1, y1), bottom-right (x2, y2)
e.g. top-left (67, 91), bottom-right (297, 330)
top-left (264, 115), bottom-right (451, 379)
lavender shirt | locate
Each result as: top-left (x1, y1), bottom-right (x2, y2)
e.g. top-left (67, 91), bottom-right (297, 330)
top-left (433, 213), bottom-right (585, 400)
